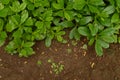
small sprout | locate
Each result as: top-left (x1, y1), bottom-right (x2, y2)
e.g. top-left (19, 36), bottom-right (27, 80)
top-left (82, 44), bottom-right (88, 50)
top-left (48, 59), bottom-right (52, 63)
top-left (48, 59), bottom-right (64, 74)
top-left (62, 39), bottom-right (68, 43)
top-left (37, 60), bottom-right (42, 65)
top-left (71, 40), bottom-right (77, 46)
top-left (67, 48), bottom-right (72, 54)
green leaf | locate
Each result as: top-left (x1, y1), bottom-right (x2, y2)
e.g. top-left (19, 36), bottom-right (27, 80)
top-left (20, 2), bottom-right (27, 11)
top-left (27, 3), bottom-right (35, 10)
top-left (21, 10), bottom-right (29, 24)
top-left (0, 7), bottom-right (8, 17)
top-left (60, 21), bottom-right (74, 28)
top-left (100, 35), bottom-right (115, 43)
top-left (116, 0), bottom-right (120, 8)
top-left (10, 1), bottom-right (20, 12)
top-left (73, 0), bottom-right (86, 10)
top-left (89, 0), bottom-right (105, 6)
top-left (10, 15), bottom-right (20, 25)
top-left (88, 37), bottom-right (95, 46)
top-left (19, 48), bottom-right (35, 57)
top-left (0, 0), bottom-right (10, 4)
top-left (69, 27), bottom-right (80, 40)
top-left (23, 42), bottom-right (35, 47)
top-left (64, 11), bottom-right (71, 21)
top-left (5, 41), bottom-right (17, 54)
top-left (88, 5), bottom-right (99, 13)
top-left (56, 36), bottom-right (63, 42)
top-left (99, 28), bottom-right (115, 36)
top-left (95, 40), bottom-right (103, 56)
top-left (78, 27), bottom-right (90, 37)
top-left (79, 16), bottom-right (92, 25)
top-left (111, 13), bottom-right (119, 23)
top-left (24, 17), bottom-right (34, 26)
top-left (12, 29), bottom-right (23, 39)
top-left (89, 24), bottom-right (98, 36)
top-left (6, 19), bottom-right (16, 32)
top-left (35, 21), bottom-right (44, 29)
top-left (45, 37), bottom-right (52, 47)
top-left (118, 37), bottom-right (120, 43)
top-left (0, 3), bottom-right (4, 10)
top-left (102, 5), bottom-right (115, 15)
top-left (0, 19), bottom-right (4, 31)
top-left (97, 39), bottom-right (109, 48)
top-left (52, 0), bottom-right (64, 9)
top-left (0, 31), bottom-right (7, 46)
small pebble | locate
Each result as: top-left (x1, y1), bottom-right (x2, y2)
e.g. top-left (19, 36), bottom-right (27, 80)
top-left (91, 62), bottom-right (95, 68)
top-left (41, 52), bottom-right (45, 55)
top-left (0, 64), bottom-right (3, 67)
top-left (21, 70), bottom-right (24, 73)
top-left (67, 44), bottom-right (70, 47)
top-left (0, 59), bottom-right (2, 61)
top-left (55, 49), bottom-right (57, 51)
top-left (50, 70), bottom-right (52, 74)
top-left (0, 75), bottom-right (2, 78)
top-left (24, 61), bottom-right (28, 64)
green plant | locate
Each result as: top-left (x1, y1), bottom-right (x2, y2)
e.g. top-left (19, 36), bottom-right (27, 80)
top-left (0, 0), bottom-right (120, 57)
top-left (48, 59), bottom-right (64, 74)
top-left (37, 60), bottom-right (42, 66)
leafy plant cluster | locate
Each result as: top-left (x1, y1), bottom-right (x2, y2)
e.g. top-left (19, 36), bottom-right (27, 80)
top-left (0, 0), bottom-right (120, 57)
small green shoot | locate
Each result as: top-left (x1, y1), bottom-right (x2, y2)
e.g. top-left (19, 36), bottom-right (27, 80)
top-left (48, 59), bottom-right (64, 74)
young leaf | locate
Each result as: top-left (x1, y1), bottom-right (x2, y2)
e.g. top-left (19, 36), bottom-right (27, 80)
top-left (0, 31), bottom-right (7, 46)
top-left (35, 21), bottom-right (44, 29)
top-left (27, 3), bottom-right (35, 10)
top-left (88, 5), bottom-right (99, 13)
top-left (100, 35), bottom-right (115, 43)
top-left (0, 8), bottom-right (8, 17)
top-left (89, 0), bottom-right (105, 6)
top-left (20, 2), bottom-right (27, 11)
top-left (10, 1), bottom-right (20, 12)
top-left (6, 19), bottom-right (16, 32)
top-left (45, 37), bottom-right (52, 47)
top-left (0, 19), bottom-right (4, 31)
top-left (97, 39), bottom-right (109, 48)
top-left (24, 17), bottom-right (33, 26)
top-left (73, 0), bottom-right (86, 10)
top-left (52, 0), bottom-right (64, 9)
top-left (89, 24), bottom-right (98, 36)
top-left (23, 42), bottom-right (35, 47)
top-left (19, 47), bottom-right (35, 57)
top-left (79, 16), bottom-right (92, 25)
top-left (99, 28), bottom-right (115, 36)
top-left (95, 40), bottom-right (103, 56)
top-left (111, 13), bottom-right (119, 23)
top-left (116, 0), bottom-right (120, 8)
top-left (88, 37), bottom-right (95, 46)
top-left (0, 0), bottom-right (10, 4)
top-left (21, 10), bottom-right (29, 24)
top-left (64, 11), bottom-right (71, 21)
top-left (69, 27), bottom-right (80, 40)
top-left (78, 27), bottom-right (90, 37)
top-left (102, 5), bottom-right (115, 15)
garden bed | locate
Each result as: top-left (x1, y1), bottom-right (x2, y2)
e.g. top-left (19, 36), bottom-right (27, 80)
top-left (0, 33), bottom-right (120, 80)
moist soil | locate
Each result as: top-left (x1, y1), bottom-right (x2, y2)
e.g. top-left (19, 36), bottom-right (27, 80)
top-left (0, 32), bottom-right (120, 80)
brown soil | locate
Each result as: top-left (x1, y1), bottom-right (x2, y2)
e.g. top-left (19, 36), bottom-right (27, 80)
top-left (0, 32), bottom-right (120, 80)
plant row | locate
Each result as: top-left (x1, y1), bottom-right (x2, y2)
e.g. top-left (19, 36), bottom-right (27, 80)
top-left (0, 0), bottom-right (120, 57)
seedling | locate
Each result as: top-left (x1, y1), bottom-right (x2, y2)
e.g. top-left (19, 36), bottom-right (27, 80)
top-left (67, 48), bottom-right (72, 54)
top-left (48, 59), bottom-right (64, 74)
top-left (37, 60), bottom-right (42, 66)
